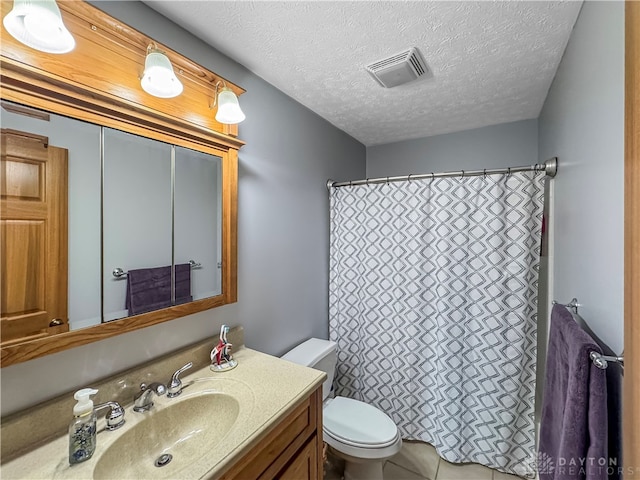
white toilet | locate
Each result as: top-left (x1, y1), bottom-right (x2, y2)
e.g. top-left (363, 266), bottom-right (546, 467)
top-left (282, 338), bottom-right (402, 480)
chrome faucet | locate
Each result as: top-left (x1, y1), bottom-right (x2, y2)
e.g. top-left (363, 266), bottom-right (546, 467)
top-left (94, 401), bottom-right (125, 430)
top-left (167, 362), bottom-right (193, 398)
top-left (133, 382), bottom-right (166, 412)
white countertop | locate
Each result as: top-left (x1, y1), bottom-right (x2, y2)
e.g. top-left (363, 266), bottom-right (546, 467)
top-left (1, 347), bottom-right (325, 480)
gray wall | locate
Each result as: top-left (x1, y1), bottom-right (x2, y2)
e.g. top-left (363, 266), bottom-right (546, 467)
top-left (1, 1), bottom-right (365, 416)
top-left (366, 119), bottom-right (538, 178)
top-left (538, 1), bottom-right (625, 354)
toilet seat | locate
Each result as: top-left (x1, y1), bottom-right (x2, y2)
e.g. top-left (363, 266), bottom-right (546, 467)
top-left (323, 396), bottom-right (399, 449)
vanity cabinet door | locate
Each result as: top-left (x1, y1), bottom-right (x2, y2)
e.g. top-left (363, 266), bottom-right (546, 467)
top-left (277, 437), bottom-right (318, 480)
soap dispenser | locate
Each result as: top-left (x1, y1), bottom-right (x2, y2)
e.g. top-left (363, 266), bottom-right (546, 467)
top-left (68, 388), bottom-right (98, 464)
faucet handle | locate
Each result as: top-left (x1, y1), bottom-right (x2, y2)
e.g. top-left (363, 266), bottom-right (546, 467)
top-left (167, 361), bottom-right (193, 398)
top-left (94, 401), bottom-right (125, 431)
top-left (139, 382), bottom-right (166, 395)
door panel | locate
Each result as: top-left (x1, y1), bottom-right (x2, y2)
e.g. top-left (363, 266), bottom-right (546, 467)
top-left (0, 158), bottom-right (43, 200)
top-left (1, 220), bottom-right (45, 314)
top-left (1, 129), bottom-right (68, 344)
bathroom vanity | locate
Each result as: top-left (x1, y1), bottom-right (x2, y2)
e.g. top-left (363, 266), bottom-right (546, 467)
top-left (0, 329), bottom-right (326, 479)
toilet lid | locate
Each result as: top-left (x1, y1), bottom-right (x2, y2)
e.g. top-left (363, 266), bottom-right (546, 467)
top-left (323, 396), bottom-right (399, 448)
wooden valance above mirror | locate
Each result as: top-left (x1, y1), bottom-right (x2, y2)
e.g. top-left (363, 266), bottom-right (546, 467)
top-left (0, 0), bottom-right (242, 367)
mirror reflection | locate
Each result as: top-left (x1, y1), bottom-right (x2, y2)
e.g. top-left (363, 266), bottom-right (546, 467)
top-left (103, 128), bottom-right (172, 321)
top-left (1, 102), bottom-right (223, 341)
top-left (174, 146), bottom-right (222, 301)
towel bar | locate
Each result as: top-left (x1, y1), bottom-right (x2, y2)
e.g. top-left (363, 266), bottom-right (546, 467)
top-left (553, 298), bottom-right (624, 370)
top-left (589, 351), bottom-right (624, 370)
top-left (112, 260), bottom-right (202, 279)
top-left (552, 298), bottom-right (579, 313)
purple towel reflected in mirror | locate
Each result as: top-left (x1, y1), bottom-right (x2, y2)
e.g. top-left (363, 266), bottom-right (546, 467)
top-left (174, 263), bottom-right (193, 306)
top-left (125, 263), bottom-right (193, 315)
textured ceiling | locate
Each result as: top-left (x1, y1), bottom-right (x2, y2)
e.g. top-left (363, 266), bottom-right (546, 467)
top-left (143, 1), bottom-right (582, 146)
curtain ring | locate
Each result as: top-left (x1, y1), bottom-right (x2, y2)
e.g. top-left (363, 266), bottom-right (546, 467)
top-left (483, 169), bottom-right (487, 179)
top-left (507, 167), bottom-right (511, 176)
top-left (408, 174), bottom-right (412, 183)
top-left (349, 180), bottom-right (353, 187)
top-left (431, 172), bottom-right (435, 180)
top-left (386, 176), bottom-right (390, 184)
top-left (366, 178), bottom-right (370, 186)
top-left (461, 170), bottom-right (465, 178)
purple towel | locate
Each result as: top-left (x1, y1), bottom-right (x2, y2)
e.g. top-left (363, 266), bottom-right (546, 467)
top-left (571, 315), bottom-right (623, 480)
top-left (539, 304), bottom-right (608, 480)
top-left (174, 263), bottom-right (193, 305)
top-left (126, 264), bottom-right (192, 315)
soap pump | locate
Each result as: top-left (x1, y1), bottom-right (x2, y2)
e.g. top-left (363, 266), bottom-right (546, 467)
top-left (68, 388), bottom-right (98, 465)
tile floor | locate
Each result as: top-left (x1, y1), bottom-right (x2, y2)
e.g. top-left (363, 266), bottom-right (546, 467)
top-left (324, 440), bottom-right (525, 480)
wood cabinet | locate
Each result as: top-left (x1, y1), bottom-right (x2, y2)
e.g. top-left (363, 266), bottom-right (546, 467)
top-left (219, 386), bottom-right (323, 480)
top-left (277, 437), bottom-right (319, 480)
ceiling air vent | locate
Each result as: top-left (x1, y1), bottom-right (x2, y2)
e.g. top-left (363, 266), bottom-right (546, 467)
top-left (365, 47), bottom-right (432, 88)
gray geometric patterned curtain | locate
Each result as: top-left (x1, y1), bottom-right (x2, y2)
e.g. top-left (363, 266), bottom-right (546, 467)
top-left (329, 171), bottom-right (545, 477)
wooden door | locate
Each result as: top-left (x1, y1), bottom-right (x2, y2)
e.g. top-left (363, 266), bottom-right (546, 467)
top-left (625, 1), bottom-right (640, 475)
top-left (1, 129), bottom-right (68, 345)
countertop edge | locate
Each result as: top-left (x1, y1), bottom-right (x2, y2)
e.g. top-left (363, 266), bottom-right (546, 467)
top-left (209, 363), bottom-right (325, 479)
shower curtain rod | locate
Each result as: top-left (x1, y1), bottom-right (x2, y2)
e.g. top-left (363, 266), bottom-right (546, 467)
top-left (327, 157), bottom-right (558, 189)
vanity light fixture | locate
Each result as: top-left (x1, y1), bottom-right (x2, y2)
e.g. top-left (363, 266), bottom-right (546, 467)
top-left (3, 0), bottom-right (75, 54)
top-left (213, 81), bottom-right (246, 124)
top-left (140, 44), bottom-right (184, 99)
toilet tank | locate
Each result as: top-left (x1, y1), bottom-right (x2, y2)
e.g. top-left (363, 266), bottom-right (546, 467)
top-left (281, 338), bottom-right (337, 400)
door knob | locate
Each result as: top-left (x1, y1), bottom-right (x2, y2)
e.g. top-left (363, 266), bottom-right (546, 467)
top-left (49, 319), bottom-right (63, 327)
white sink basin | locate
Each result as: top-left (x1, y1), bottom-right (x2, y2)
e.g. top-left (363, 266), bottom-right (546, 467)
top-left (93, 390), bottom-right (241, 479)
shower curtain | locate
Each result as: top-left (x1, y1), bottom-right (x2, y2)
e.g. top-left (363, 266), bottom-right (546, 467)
top-left (328, 171), bottom-right (544, 477)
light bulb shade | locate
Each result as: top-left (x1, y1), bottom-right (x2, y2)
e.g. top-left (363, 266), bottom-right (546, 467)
top-left (215, 87), bottom-right (246, 124)
top-left (3, 0), bottom-right (75, 54)
top-left (140, 50), bottom-right (183, 99)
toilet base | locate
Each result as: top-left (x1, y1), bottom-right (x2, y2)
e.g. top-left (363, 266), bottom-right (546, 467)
top-left (328, 444), bottom-right (397, 480)
top-left (343, 459), bottom-right (384, 480)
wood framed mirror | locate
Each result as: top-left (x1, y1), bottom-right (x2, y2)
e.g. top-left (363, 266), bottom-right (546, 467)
top-left (0, 0), bottom-right (242, 367)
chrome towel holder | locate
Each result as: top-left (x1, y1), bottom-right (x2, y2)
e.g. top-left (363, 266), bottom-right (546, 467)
top-left (112, 260), bottom-right (202, 279)
top-left (553, 297), bottom-right (624, 370)
top-left (590, 351), bottom-right (624, 370)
